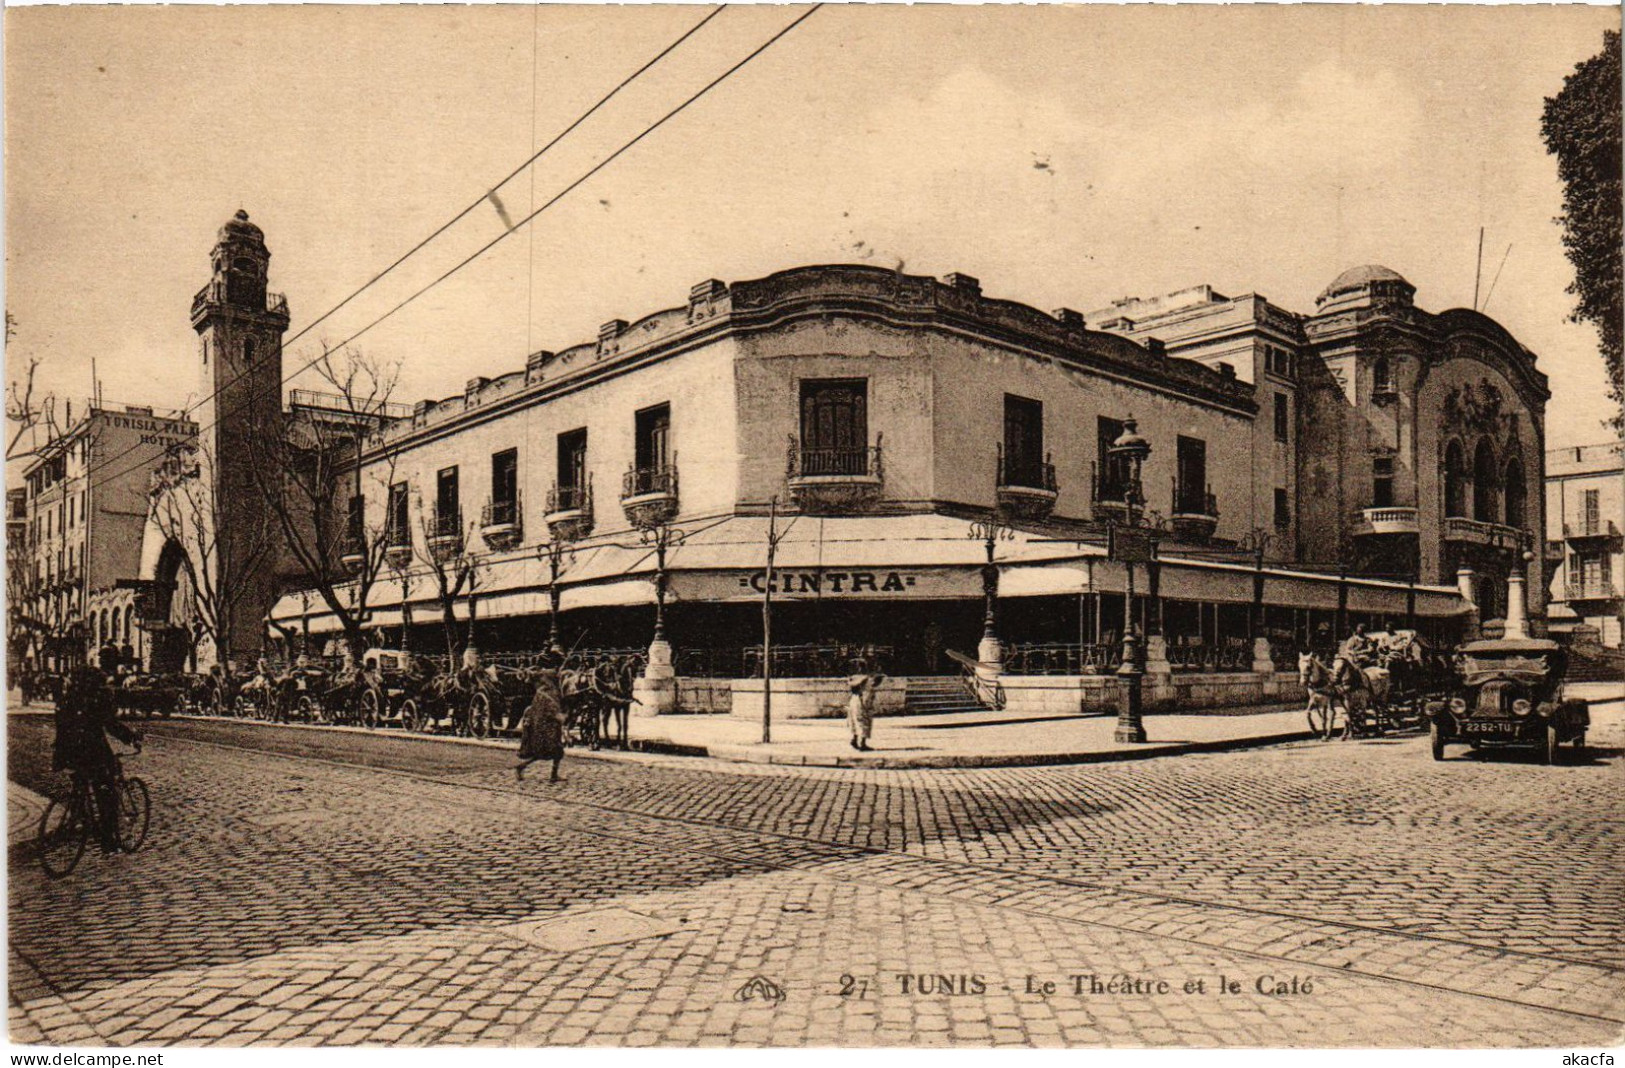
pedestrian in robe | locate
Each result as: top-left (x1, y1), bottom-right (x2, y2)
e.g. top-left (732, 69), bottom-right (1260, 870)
top-left (516, 668), bottom-right (568, 783)
top-left (846, 669), bottom-right (885, 751)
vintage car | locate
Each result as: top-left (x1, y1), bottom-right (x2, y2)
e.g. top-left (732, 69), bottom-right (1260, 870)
top-left (1427, 637), bottom-right (1590, 764)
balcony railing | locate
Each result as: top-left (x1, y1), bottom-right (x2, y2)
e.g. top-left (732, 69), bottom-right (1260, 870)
top-left (1443, 515), bottom-right (1524, 551)
top-left (996, 447), bottom-right (1059, 519)
top-left (1564, 518), bottom-right (1621, 542)
top-left (288, 389), bottom-right (414, 421)
top-left (1565, 580), bottom-right (1619, 602)
top-left (786, 435), bottom-right (884, 514)
top-left (622, 463), bottom-right (679, 529)
top-left (480, 492), bottom-right (523, 550)
top-left (1089, 461), bottom-right (1132, 522)
top-left (545, 478), bottom-right (594, 542)
top-left (787, 440), bottom-right (883, 479)
top-left (428, 508), bottom-right (462, 541)
top-left (1171, 479), bottom-right (1219, 540)
top-left (1353, 506), bottom-right (1420, 536)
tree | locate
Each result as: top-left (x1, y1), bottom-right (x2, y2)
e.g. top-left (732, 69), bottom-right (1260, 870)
top-left (412, 493), bottom-right (484, 662)
top-left (243, 345), bottom-right (403, 660)
top-left (148, 439), bottom-right (278, 668)
top-left (1542, 29), bottom-right (1623, 430)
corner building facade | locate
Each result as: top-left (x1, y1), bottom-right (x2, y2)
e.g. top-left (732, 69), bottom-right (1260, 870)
top-left (267, 261), bottom-right (1527, 710)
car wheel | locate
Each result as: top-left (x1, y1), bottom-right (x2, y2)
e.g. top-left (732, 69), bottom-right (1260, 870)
top-left (1430, 720), bottom-right (1445, 762)
top-left (400, 698), bottom-right (420, 734)
top-left (361, 688), bottom-right (381, 729)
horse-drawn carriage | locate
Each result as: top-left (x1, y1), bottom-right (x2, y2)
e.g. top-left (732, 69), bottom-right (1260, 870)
top-left (1299, 630), bottom-right (1452, 739)
top-left (113, 673), bottom-right (185, 719)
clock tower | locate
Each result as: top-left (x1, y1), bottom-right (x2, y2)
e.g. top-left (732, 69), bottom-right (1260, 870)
top-left (189, 210), bottom-right (291, 663)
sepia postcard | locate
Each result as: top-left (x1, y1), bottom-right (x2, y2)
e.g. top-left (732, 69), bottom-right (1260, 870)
top-left (4, 2), bottom-right (1622, 1060)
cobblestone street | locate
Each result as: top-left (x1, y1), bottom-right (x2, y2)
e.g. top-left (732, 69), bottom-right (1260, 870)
top-left (8, 707), bottom-right (1624, 1048)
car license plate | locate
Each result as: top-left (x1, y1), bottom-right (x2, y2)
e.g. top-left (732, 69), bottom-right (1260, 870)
top-left (1462, 721), bottom-right (1517, 737)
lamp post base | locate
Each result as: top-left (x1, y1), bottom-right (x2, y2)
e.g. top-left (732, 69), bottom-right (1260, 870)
top-left (1114, 723), bottom-right (1148, 744)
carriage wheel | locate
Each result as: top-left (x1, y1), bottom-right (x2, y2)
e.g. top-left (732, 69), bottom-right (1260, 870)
top-left (360, 688), bottom-right (382, 729)
top-left (233, 694), bottom-right (250, 719)
top-left (1429, 720), bottom-right (1445, 762)
top-left (468, 693), bottom-right (492, 739)
top-left (400, 698), bottom-right (421, 734)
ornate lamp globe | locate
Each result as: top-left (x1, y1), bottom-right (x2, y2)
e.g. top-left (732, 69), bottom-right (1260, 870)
top-left (1109, 417), bottom-right (1152, 465)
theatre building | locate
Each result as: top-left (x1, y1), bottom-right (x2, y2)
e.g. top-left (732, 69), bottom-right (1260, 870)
top-left (261, 256), bottom-right (1549, 715)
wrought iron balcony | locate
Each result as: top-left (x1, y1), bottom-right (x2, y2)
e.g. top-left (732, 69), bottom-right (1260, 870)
top-left (480, 492), bottom-right (523, 550)
top-left (786, 435), bottom-right (884, 514)
top-left (1171, 479), bottom-right (1219, 541)
top-left (1089, 461), bottom-right (1132, 524)
top-left (621, 463), bottom-right (679, 530)
top-left (427, 508), bottom-right (463, 562)
top-left (1443, 515), bottom-right (1524, 552)
top-left (1564, 579), bottom-right (1619, 602)
top-left (995, 447), bottom-right (1058, 520)
top-left (1352, 506), bottom-right (1420, 537)
top-left (545, 477), bottom-right (594, 542)
top-left (382, 525), bottom-right (413, 570)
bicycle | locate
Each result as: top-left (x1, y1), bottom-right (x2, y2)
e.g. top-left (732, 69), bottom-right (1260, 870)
top-left (36, 745), bottom-right (150, 879)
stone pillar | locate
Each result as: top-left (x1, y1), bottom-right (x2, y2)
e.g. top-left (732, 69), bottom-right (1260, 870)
top-left (977, 635), bottom-right (1004, 678)
top-left (1456, 567), bottom-right (1481, 641)
top-left (1253, 636), bottom-right (1281, 698)
top-left (1504, 554), bottom-right (1530, 641)
top-left (1144, 633), bottom-right (1171, 675)
top-left (632, 638), bottom-right (677, 716)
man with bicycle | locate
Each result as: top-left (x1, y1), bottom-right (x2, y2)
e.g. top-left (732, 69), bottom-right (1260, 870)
top-left (53, 664), bottom-right (141, 853)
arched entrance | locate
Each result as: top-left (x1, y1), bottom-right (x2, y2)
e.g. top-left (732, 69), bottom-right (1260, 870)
top-left (145, 539), bottom-right (196, 673)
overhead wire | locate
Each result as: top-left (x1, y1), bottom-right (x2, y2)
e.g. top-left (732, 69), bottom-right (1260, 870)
top-left (70, 4), bottom-right (729, 496)
top-left (83, 5), bottom-right (819, 503)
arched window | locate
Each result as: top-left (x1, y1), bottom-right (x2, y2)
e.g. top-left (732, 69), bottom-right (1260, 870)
top-left (1373, 357), bottom-right (1393, 393)
top-left (123, 608), bottom-right (132, 645)
top-left (1444, 440), bottom-right (1468, 518)
top-left (1503, 457), bottom-right (1526, 529)
top-left (110, 607), bottom-right (122, 647)
top-left (1473, 439), bottom-right (1499, 524)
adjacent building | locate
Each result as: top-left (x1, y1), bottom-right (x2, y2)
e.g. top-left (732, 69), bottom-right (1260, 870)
top-left (1545, 441), bottom-right (1624, 647)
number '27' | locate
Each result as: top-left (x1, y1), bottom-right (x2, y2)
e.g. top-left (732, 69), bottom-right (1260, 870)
top-left (839, 975), bottom-right (870, 999)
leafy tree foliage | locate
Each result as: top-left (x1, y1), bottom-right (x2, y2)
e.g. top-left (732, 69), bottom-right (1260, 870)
top-left (1542, 30), bottom-right (1623, 430)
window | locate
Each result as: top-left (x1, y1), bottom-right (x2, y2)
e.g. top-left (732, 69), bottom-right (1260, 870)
top-left (1473, 439), bottom-right (1499, 524)
top-left (799, 379), bottom-right (869, 474)
top-left (1372, 456), bottom-right (1395, 509)
top-left (1175, 435), bottom-right (1209, 515)
top-left (1503, 458), bottom-right (1526, 528)
top-left (556, 428), bottom-right (588, 510)
top-left (67, 495), bottom-right (75, 528)
top-left (491, 449), bottom-right (518, 517)
top-left (1584, 489), bottom-right (1600, 531)
top-left (631, 404), bottom-right (672, 494)
top-left (435, 466), bottom-right (460, 536)
top-left (1275, 488), bottom-right (1291, 528)
top-left (387, 482), bottom-right (410, 545)
top-left (1372, 357), bottom-right (1393, 393)
top-left (346, 494), bottom-right (364, 547)
top-left (1265, 345), bottom-right (1296, 378)
top-left (1273, 393), bottom-right (1289, 442)
top-left (1096, 416), bottom-right (1128, 501)
top-left (1002, 394), bottom-right (1045, 488)
top-left (1444, 441), bottom-right (1468, 517)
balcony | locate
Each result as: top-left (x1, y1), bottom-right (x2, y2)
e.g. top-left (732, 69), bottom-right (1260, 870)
top-left (427, 509), bottom-right (463, 563)
top-left (1443, 515), bottom-right (1524, 552)
top-left (1170, 481), bottom-right (1219, 542)
top-left (1353, 506), bottom-right (1420, 537)
top-left (382, 526), bottom-right (413, 570)
top-left (480, 492), bottom-right (523, 551)
top-left (545, 478), bottom-right (594, 542)
top-left (622, 463), bottom-right (679, 530)
top-left (1564, 579), bottom-right (1619, 603)
top-left (995, 449), bottom-right (1059, 520)
top-left (786, 436), bottom-right (883, 515)
top-left (1564, 518), bottom-right (1622, 545)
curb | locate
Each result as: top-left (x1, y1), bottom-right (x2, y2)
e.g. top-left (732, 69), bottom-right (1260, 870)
top-left (623, 729), bottom-right (1322, 769)
top-left (147, 713), bottom-right (1317, 770)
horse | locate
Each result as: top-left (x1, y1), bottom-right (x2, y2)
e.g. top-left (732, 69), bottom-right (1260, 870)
top-left (1333, 652), bottom-right (1391, 736)
top-left (1297, 652), bottom-right (1342, 740)
top-left (591, 656), bottom-right (639, 752)
top-left (559, 662), bottom-right (601, 749)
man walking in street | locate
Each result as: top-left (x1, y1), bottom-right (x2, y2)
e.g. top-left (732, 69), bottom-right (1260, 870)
top-left (847, 668), bottom-right (885, 751)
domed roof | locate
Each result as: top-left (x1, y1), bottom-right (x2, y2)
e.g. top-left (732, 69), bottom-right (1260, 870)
top-left (217, 208), bottom-right (264, 244)
top-left (1318, 264), bottom-right (1410, 302)
top-left (1315, 264), bottom-right (1416, 311)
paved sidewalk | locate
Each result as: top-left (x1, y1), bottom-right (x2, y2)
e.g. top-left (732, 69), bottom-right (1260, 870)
top-left (623, 705), bottom-right (1318, 768)
top-left (8, 780), bottom-right (50, 848)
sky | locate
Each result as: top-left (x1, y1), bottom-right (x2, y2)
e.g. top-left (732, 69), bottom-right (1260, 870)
top-left (5, 3), bottom-right (1620, 470)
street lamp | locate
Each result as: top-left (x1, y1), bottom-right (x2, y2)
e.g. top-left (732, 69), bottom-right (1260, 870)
top-left (967, 500), bottom-right (1018, 660)
top-left (1108, 417), bottom-right (1155, 744)
top-left (537, 538), bottom-right (575, 655)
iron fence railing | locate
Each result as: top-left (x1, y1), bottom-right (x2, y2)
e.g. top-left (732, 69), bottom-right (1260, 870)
top-left (1003, 642), bottom-right (1124, 675)
top-left (997, 449), bottom-right (1057, 493)
top-left (481, 492), bottom-right (521, 529)
top-left (1165, 639), bottom-right (1254, 673)
top-left (743, 642), bottom-right (892, 679)
top-left (623, 463), bottom-right (678, 499)
top-left (546, 481), bottom-right (593, 515)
